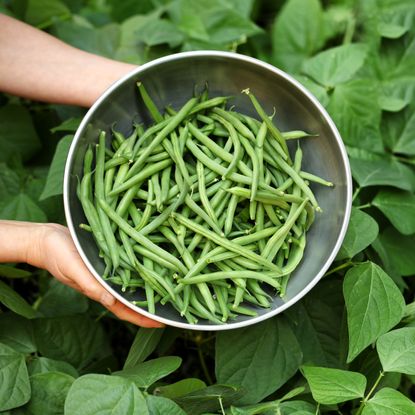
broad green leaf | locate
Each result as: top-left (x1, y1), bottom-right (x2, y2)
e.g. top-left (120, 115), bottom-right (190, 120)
top-left (337, 208), bottom-right (379, 260)
top-left (154, 378), bottom-right (206, 399)
top-left (139, 18), bottom-right (184, 47)
top-left (372, 190), bottom-right (415, 235)
top-left (123, 328), bottom-right (164, 369)
top-left (362, 387), bottom-right (415, 415)
top-left (279, 400), bottom-right (316, 414)
top-left (34, 316), bottom-right (110, 370)
top-left (0, 105), bottom-right (41, 162)
top-left (378, 95), bottom-right (407, 112)
top-left (302, 44), bottom-right (368, 87)
top-left (327, 79), bottom-right (382, 152)
top-left (0, 193), bottom-right (47, 222)
top-left (383, 105), bottom-right (415, 155)
top-left (0, 163), bottom-right (20, 210)
top-left (40, 135), bottom-right (72, 200)
top-left (50, 117), bottom-right (81, 133)
top-left (377, 327), bottom-right (415, 374)
top-left (343, 262), bottom-right (405, 362)
top-left (350, 156), bottom-right (415, 191)
top-left (24, 0), bottom-right (70, 28)
top-left (377, 22), bottom-right (408, 39)
top-left (0, 343), bottom-right (31, 411)
top-left (53, 20), bottom-right (121, 58)
top-left (272, 0), bottom-right (325, 72)
top-left (302, 366), bottom-right (366, 405)
top-left (23, 372), bottom-right (74, 415)
top-left (215, 316), bottom-right (302, 404)
top-left (146, 395), bottom-right (186, 415)
top-left (378, 227), bottom-right (415, 276)
top-left (0, 265), bottom-right (31, 279)
top-left (37, 279), bottom-right (88, 317)
top-left (174, 385), bottom-right (243, 415)
top-left (0, 280), bottom-right (36, 319)
top-left (64, 374), bottom-right (148, 415)
top-left (286, 279), bottom-right (344, 368)
top-left (294, 75), bottom-right (329, 106)
top-left (0, 313), bottom-right (36, 354)
top-left (27, 357), bottom-right (79, 378)
top-left (115, 357), bottom-right (182, 389)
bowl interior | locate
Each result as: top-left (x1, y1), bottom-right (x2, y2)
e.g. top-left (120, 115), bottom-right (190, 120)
top-left (65, 52), bottom-right (351, 330)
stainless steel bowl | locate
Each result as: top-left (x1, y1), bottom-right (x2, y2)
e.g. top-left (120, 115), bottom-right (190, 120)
top-left (64, 51), bottom-right (352, 330)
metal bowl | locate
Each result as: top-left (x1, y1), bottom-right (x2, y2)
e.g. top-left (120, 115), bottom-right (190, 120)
top-left (64, 51), bottom-right (352, 330)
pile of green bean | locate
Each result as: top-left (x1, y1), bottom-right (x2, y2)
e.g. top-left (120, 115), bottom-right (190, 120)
top-left (78, 83), bottom-right (333, 324)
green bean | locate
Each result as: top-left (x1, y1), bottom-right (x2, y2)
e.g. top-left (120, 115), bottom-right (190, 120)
top-left (136, 180), bottom-right (153, 231)
top-left (151, 173), bottom-right (163, 211)
top-left (98, 198), bottom-right (188, 274)
top-left (179, 271), bottom-right (282, 290)
top-left (224, 193), bottom-right (239, 236)
top-left (300, 171), bottom-right (333, 187)
top-left (172, 213), bottom-right (282, 273)
top-left (126, 97), bottom-right (198, 180)
top-left (282, 130), bottom-right (317, 140)
top-left (212, 107), bottom-right (256, 141)
top-left (137, 81), bottom-right (163, 123)
top-left (242, 88), bottom-right (289, 159)
top-left (109, 159), bottom-right (173, 196)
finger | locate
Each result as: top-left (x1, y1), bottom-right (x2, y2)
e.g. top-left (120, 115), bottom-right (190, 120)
top-left (101, 294), bottom-right (165, 328)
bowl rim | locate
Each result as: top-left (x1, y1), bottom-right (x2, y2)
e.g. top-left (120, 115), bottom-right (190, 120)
top-left (64, 50), bottom-right (353, 331)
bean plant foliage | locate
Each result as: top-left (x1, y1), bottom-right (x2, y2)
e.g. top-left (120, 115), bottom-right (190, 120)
top-left (0, 0), bottom-right (415, 414)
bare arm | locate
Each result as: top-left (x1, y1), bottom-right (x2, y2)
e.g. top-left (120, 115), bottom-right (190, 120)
top-left (0, 14), bottom-right (136, 107)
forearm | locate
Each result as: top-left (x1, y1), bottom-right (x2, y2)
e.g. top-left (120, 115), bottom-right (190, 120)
top-left (0, 220), bottom-right (44, 265)
top-left (0, 14), bottom-right (136, 107)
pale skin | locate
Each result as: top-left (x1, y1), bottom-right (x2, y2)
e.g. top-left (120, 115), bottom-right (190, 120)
top-left (0, 14), bottom-right (163, 328)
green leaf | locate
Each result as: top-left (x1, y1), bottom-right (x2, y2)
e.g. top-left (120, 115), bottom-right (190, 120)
top-left (286, 280), bottom-right (344, 368)
top-left (34, 316), bottom-right (110, 370)
top-left (337, 208), bottom-right (379, 260)
top-left (115, 357), bottom-right (181, 389)
top-left (215, 316), bottom-right (302, 404)
top-left (343, 262), bottom-right (405, 362)
top-left (27, 357), bottom-right (79, 378)
top-left (64, 374), bottom-right (148, 415)
top-left (378, 227), bottom-right (415, 276)
top-left (0, 343), bottom-right (31, 411)
top-left (50, 117), bottom-right (81, 133)
top-left (0, 265), bottom-right (31, 279)
top-left (0, 313), bottom-right (36, 354)
top-left (123, 328), bottom-right (164, 369)
top-left (0, 105), bottom-right (41, 162)
top-left (53, 20), bottom-right (121, 58)
top-left (146, 395), bottom-right (186, 415)
top-left (372, 190), bottom-right (415, 235)
top-left (271, 0), bottom-right (325, 72)
top-left (24, 0), bottom-right (71, 28)
top-left (378, 95), bottom-right (407, 112)
top-left (377, 22), bottom-right (408, 39)
top-left (362, 387), bottom-right (415, 415)
top-left (40, 135), bottom-right (72, 200)
top-left (383, 105), bottom-right (415, 155)
top-left (302, 366), bottom-right (366, 405)
top-left (23, 372), bottom-right (74, 415)
top-left (0, 193), bottom-right (47, 222)
top-left (377, 327), bottom-right (415, 374)
top-left (302, 43), bottom-right (368, 87)
top-left (350, 156), bottom-right (415, 191)
top-left (0, 280), bottom-right (36, 319)
top-left (37, 279), bottom-right (88, 317)
top-left (174, 384), bottom-right (243, 415)
top-left (279, 400), bottom-right (316, 414)
top-left (327, 79), bottom-right (382, 152)
top-left (0, 163), bottom-right (21, 210)
top-left (139, 18), bottom-right (184, 47)
top-left (154, 378), bottom-right (206, 399)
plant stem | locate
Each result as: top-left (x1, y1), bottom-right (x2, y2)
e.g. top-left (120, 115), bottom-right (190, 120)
top-left (198, 345), bottom-right (213, 385)
top-left (343, 15), bottom-right (356, 44)
top-left (324, 261), bottom-right (354, 277)
top-left (352, 187), bottom-right (361, 203)
top-left (315, 403), bottom-right (320, 415)
top-left (218, 396), bottom-right (226, 415)
top-left (355, 203), bottom-right (371, 210)
top-left (355, 371), bottom-right (384, 415)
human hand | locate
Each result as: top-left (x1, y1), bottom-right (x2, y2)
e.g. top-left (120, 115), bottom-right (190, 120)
top-left (28, 223), bottom-right (164, 328)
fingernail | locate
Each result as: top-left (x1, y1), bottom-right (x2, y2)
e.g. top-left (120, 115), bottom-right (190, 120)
top-left (101, 291), bottom-right (116, 307)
